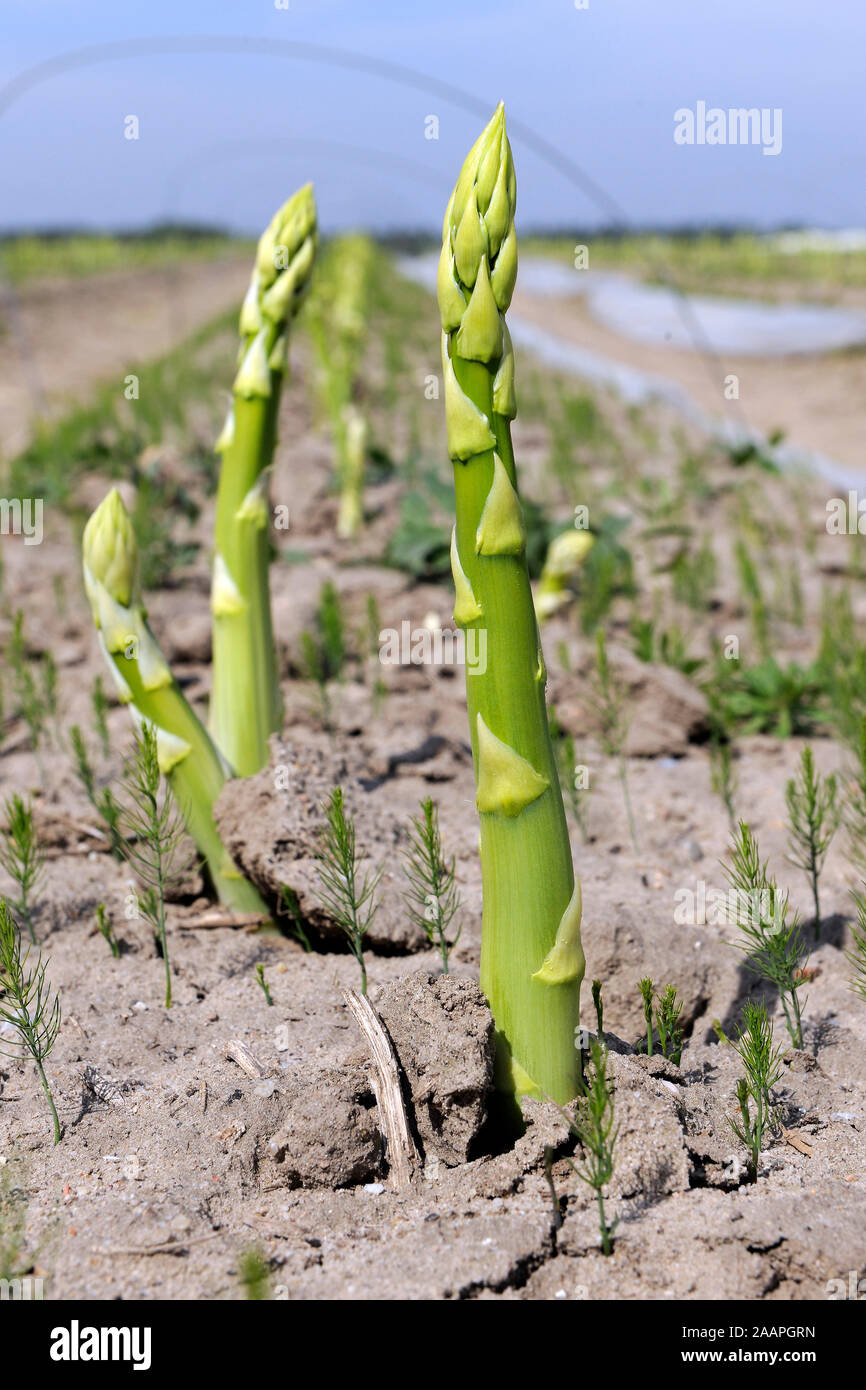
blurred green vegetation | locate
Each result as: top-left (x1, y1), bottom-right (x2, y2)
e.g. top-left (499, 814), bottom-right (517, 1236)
top-left (0, 230), bottom-right (252, 284)
top-left (522, 232), bottom-right (866, 302)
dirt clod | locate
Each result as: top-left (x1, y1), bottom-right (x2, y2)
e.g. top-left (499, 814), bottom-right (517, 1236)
top-left (373, 970), bottom-right (495, 1165)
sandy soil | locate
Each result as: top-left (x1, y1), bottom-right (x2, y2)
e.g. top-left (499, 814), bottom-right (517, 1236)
top-left (0, 268), bottom-right (864, 1302)
top-left (0, 258), bottom-right (249, 459)
top-left (511, 283), bottom-right (866, 482)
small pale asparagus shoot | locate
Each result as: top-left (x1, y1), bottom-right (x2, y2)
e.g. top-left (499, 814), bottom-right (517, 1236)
top-left (211, 185), bottom-right (318, 776)
top-left (0, 899), bottom-right (62, 1144)
top-left (725, 820), bottom-right (808, 1048)
top-left (403, 797), bottom-right (461, 972)
top-left (316, 787), bottom-right (380, 994)
top-left (438, 104), bottom-right (585, 1106)
top-left (785, 745), bottom-right (839, 938)
top-left (555, 1037), bottom-right (618, 1254)
top-left (82, 488), bottom-right (268, 917)
top-left (96, 903), bottom-right (120, 958)
top-left (729, 1000), bottom-right (783, 1182)
top-left (120, 725), bottom-right (192, 1008)
top-left (0, 795), bottom-right (44, 944)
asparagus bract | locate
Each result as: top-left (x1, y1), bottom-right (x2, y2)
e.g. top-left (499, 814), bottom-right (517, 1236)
top-left (83, 489), bottom-right (267, 915)
top-left (438, 105), bottom-right (585, 1106)
top-left (211, 185), bottom-right (318, 775)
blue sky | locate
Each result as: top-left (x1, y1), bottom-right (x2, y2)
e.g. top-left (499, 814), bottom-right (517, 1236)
top-left (1, 0), bottom-right (862, 234)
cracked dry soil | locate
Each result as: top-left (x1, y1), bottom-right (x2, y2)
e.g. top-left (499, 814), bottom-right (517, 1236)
top-left (1, 299), bottom-right (864, 1302)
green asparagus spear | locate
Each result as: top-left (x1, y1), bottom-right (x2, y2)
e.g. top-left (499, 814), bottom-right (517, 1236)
top-left (211, 185), bottom-right (317, 775)
top-left (82, 488), bottom-right (267, 916)
top-left (437, 105), bottom-right (585, 1107)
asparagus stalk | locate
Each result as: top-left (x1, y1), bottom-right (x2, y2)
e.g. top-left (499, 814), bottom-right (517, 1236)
top-left (82, 489), bottom-right (267, 915)
top-left (309, 235), bottom-right (373, 540)
top-left (211, 185), bottom-right (317, 775)
top-left (438, 105), bottom-right (585, 1107)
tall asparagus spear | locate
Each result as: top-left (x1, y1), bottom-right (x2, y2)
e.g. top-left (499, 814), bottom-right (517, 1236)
top-left (438, 104), bottom-right (585, 1107)
top-left (211, 185), bottom-right (318, 776)
top-left (83, 489), bottom-right (267, 915)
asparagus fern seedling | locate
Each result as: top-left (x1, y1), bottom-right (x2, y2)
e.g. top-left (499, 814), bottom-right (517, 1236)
top-left (82, 488), bottom-right (267, 916)
top-left (120, 725), bottom-right (191, 1008)
top-left (91, 675), bottom-right (111, 757)
top-left (729, 1000), bottom-right (783, 1182)
top-left (278, 884), bottom-right (313, 953)
top-left (846, 890), bottom-right (866, 1001)
top-left (254, 962), bottom-right (273, 1006)
top-left (591, 978), bottom-right (604, 1038)
top-left (638, 976), bottom-right (654, 1056)
top-left (210, 185), bottom-right (318, 776)
top-left (403, 797), bottom-right (461, 973)
top-left (656, 984), bottom-right (684, 1066)
top-left (725, 820), bottom-right (808, 1048)
top-left (96, 902), bottom-right (121, 958)
top-left (0, 795), bottom-right (44, 944)
top-left (437, 105), bottom-right (585, 1107)
top-left (785, 745), bottom-right (839, 937)
top-left (0, 899), bottom-right (62, 1144)
top-left (69, 724), bottom-right (125, 860)
top-left (316, 787), bottom-right (380, 994)
top-left (555, 1036), bottom-right (618, 1254)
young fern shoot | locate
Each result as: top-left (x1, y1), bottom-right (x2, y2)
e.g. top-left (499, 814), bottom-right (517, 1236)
top-left (120, 725), bottom-right (191, 1008)
top-left (0, 795), bottom-right (44, 944)
top-left (91, 675), bottom-right (112, 758)
top-left (69, 725), bottom-right (125, 860)
top-left (549, 707), bottom-right (591, 842)
top-left (729, 1000), bottom-right (784, 1182)
top-left (709, 735), bottom-right (738, 832)
top-left (638, 976), bottom-right (654, 1056)
top-left (0, 899), bottom-right (62, 1144)
top-left (725, 820), bottom-right (808, 1048)
top-left (842, 718), bottom-right (866, 880)
top-left (785, 745), bottom-right (839, 937)
top-left (96, 903), bottom-right (121, 958)
top-left (846, 891), bottom-right (866, 1001)
top-left (656, 984), bottom-right (684, 1066)
top-left (316, 787), bottom-right (381, 994)
top-left (591, 978), bottom-right (604, 1038)
top-left (403, 797), bottom-right (461, 973)
top-left (555, 1037), bottom-right (618, 1254)
top-left (255, 962), bottom-right (273, 1006)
